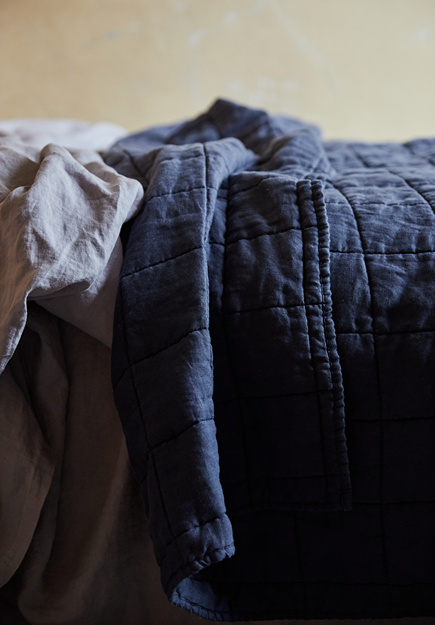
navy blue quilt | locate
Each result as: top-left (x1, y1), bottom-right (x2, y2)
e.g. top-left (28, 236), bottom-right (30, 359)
top-left (105, 100), bottom-right (435, 620)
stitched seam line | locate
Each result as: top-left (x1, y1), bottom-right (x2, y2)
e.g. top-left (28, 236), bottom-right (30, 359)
top-left (135, 326), bottom-right (207, 363)
top-left (181, 579), bottom-right (435, 587)
top-left (118, 281), bottom-right (178, 553)
top-left (208, 241), bottom-right (435, 255)
top-left (123, 246), bottom-right (435, 280)
top-left (113, 327), bottom-right (207, 388)
top-left (165, 542), bottom-right (235, 593)
top-left (158, 135), bottom-right (231, 595)
top-left (123, 150), bottom-right (150, 185)
top-left (160, 142), bottom-right (213, 574)
top-left (312, 181), bottom-right (348, 492)
top-left (294, 508), bottom-right (307, 614)
top-left (205, 115), bottom-right (233, 613)
top-left (403, 142), bottom-right (435, 168)
top-left (222, 473), bottom-right (339, 486)
top-left (330, 169), bottom-right (391, 611)
top-left (215, 388), bottom-right (332, 403)
top-left (330, 200), bottom-right (434, 207)
top-left (350, 145), bottom-right (435, 221)
top-left (157, 515), bottom-right (228, 568)
top-left (123, 245), bottom-right (203, 278)
top-left (119, 281), bottom-right (149, 448)
top-left (146, 183), bottom-right (219, 202)
top-left (209, 224), bottom-right (310, 247)
top-left (353, 499), bottom-right (435, 504)
top-left (337, 329), bottom-right (435, 336)
top-left (140, 418), bottom-right (215, 464)
top-left (296, 180), bottom-right (328, 501)
top-left (219, 164), bottom-right (253, 509)
top-left (174, 593), bottom-right (435, 621)
top-left (331, 249), bottom-right (435, 255)
top-left (157, 154), bottom-right (204, 165)
top-left (237, 113), bottom-right (274, 142)
top-left (210, 302), bottom-right (321, 318)
top-left (389, 169), bottom-right (435, 219)
top-left (349, 415), bottom-right (435, 421)
top-left (227, 175), bottom-right (296, 201)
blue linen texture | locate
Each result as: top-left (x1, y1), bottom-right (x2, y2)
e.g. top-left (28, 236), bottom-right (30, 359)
top-left (104, 100), bottom-right (435, 620)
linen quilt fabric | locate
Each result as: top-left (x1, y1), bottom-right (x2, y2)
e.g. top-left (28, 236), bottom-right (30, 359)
top-left (105, 100), bottom-right (435, 620)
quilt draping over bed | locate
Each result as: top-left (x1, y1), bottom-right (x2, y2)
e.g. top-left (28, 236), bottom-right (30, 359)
top-left (105, 100), bottom-right (435, 620)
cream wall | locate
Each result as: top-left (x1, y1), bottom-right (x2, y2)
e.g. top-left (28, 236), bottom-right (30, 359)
top-left (1, 0), bottom-right (434, 141)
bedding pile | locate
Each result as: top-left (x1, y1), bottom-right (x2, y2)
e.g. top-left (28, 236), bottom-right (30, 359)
top-left (1, 101), bottom-right (435, 622)
top-left (106, 99), bottom-right (435, 620)
top-left (0, 121), bottom-right (163, 625)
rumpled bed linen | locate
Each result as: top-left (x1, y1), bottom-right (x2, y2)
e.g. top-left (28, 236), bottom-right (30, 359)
top-left (0, 118), bottom-right (317, 625)
top-left (105, 99), bottom-right (435, 620)
top-left (0, 124), bottom-right (157, 625)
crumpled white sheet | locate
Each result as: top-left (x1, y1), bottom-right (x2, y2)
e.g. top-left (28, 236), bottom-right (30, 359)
top-left (0, 136), bottom-right (143, 373)
top-left (0, 118), bottom-right (126, 152)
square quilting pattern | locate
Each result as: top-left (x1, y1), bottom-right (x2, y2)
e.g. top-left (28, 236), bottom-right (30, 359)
top-left (335, 334), bottom-right (380, 422)
top-left (383, 502), bottom-right (435, 584)
top-left (376, 332), bottom-right (435, 420)
top-left (224, 306), bottom-right (315, 397)
top-left (226, 175), bottom-right (300, 244)
top-left (223, 230), bottom-right (304, 314)
top-left (367, 253), bottom-right (435, 334)
top-left (297, 503), bottom-right (387, 584)
top-left (122, 248), bottom-right (208, 364)
top-left (330, 254), bottom-right (373, 334)
top-left (382, 419), bottom-right (435, 503)
top-left (344, 419), bottom-right (381, 504)
top-left (133, 334), bottom-right (213, 450)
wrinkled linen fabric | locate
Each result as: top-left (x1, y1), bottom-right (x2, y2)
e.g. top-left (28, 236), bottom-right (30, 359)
top-left (105, 99), bottom-right (435, 620)
top-left (0, 139), bottom-right (144, 368)
top-left (0, 122), bottom-right (152, 624)
top-left (0, 305), bottom-right (152, 624)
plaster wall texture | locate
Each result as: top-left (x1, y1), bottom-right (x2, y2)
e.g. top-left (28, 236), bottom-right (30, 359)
top-left (1, 0), bottom-right (435, 140)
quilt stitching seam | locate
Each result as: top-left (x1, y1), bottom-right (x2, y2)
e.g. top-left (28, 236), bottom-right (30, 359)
top-left (389, 169), bottom-right (435, 220)
top-left (330, 169), bottom-right (392, 611)
top-left (144, 418), bottom-right (215, 459)
top-left (219, 161), bottom-right (253, 510)
top-left (165, 543), bottom-right (235, 592)
top-left (227, 176), bottom-right (296, 201)
top-left (119, 280), bottom-right (179, 558)
top-left (312, 181), bottom-right (348, 488)
top-left (158, 516), bottom-right (230, 569)
top-left (222, 473), bottom-right (340, 486)
top-left (146, 183), bottom-right (219, 202)
top-left (215, 388), bottom-right (332, 402)
top-left (113, 327), bottom-right (208, 388)
top-left (403, 142), bottom-right (435, 168)
top-left (210, 302), bottom-right (320, 318)
top-left (331, 250), bottom-right (435, 256)
top-left (123, 245), bottom-right (203, 278)
top-left (337, 329), bottom-right (435, 336)
top-left (206, 112), bottom-right (234, 613)
top-left (209, 223), bottom-right (307, 247)
top-left (350, 145), bottom-right (435, 221)
top-left (296, 180), bottom-right (328, 500)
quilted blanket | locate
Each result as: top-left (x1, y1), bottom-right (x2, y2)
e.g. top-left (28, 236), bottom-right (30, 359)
top-left (105, 100), bottom-right (435, 620)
